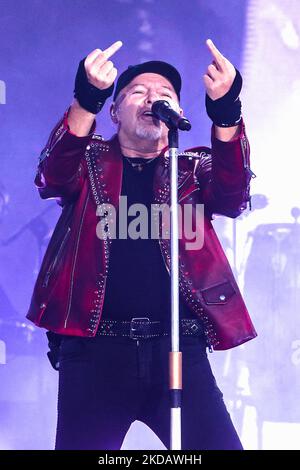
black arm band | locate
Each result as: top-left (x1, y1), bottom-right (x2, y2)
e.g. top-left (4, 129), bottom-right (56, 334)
top-left (205, 68), bottom-right (243, 127)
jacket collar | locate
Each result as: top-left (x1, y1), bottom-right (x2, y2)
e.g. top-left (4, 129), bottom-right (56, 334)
top-left (93, 134), bottom-right (191, 207)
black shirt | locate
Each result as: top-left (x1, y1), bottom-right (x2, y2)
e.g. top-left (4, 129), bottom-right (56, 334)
top-left (101, 156), bottom-right (194, 323)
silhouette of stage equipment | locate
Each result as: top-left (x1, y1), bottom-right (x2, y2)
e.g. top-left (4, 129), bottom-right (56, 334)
top-left (243, 208), bottom-right (300, 423)
top-left (1, 203), bottom-right (56, 356)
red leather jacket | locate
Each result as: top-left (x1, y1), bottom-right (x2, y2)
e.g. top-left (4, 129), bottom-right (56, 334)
top-left (26, 112), bottom-right (257, 350)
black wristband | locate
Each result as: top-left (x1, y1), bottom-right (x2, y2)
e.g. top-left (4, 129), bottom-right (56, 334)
top-left (205, 68), bottom-right (243, 127)
top-left (74, 58), bottom-right (114, 114)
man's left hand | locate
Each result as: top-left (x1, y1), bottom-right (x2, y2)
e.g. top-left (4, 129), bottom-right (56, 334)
top-left (203, 39), bottom-right (236, 101)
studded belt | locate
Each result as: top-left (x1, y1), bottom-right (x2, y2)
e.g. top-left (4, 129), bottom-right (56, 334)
top-left (95, 317), bottom-right (204, 340)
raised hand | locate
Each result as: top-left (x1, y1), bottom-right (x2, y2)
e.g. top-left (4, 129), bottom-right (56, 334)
top-left (84, 40), bottom-right (123, 90)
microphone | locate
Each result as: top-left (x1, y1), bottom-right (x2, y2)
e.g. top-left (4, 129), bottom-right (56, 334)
top-left (151, 100), bottom-right (191, 131)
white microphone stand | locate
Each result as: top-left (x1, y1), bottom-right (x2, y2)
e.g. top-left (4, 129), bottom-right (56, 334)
top-left (151, 100), bottom-right (191, 450)
top-left (168, 126), bottom-right (181, 450)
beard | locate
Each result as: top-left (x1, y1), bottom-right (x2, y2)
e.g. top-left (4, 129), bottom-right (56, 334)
top-left (135, 119), bottom-right (163, 141)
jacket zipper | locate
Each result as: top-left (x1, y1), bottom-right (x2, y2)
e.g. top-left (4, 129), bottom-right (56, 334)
top-left (39, 128), bottom-right (68, 163)
top-left (240, 136), bottom-right (256, 210)
top-left (178, 187), bottom-right (199, 203)
top-left (64, 194), bottom-right (89, 328)
top-left (42, 227), bottom-right (71, 287)
top-left (178, 172), bottom-right (191, 190)
top-left (241, 136), bottom-right (256, 179)
top-left (158, 239), bottom-right (170, 275)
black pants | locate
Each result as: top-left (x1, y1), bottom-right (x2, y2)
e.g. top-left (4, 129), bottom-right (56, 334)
top-left (55, 334), bottom-right (243, 450)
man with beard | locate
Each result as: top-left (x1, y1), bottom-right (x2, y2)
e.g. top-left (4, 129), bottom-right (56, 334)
top-left (27, 40), bottom-right (256, 449)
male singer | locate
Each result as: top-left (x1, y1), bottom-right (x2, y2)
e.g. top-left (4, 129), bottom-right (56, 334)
top-left (27, 39), bottom-right (256, 449)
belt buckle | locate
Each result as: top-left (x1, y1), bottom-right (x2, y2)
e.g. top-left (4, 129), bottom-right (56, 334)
top-left (130, 317), bottom-right (150, 340)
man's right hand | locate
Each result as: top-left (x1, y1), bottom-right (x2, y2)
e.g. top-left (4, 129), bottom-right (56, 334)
top-left (84, 40), bottom-right (123, 91)
top-left (70, 40), bottom-right (123, 136)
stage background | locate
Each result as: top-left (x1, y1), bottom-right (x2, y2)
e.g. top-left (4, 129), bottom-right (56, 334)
top-left (0, 0), bottom-right (299, 450)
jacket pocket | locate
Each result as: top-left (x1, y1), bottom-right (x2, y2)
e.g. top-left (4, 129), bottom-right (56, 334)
top-left (42, 226), bottom-right (71, 288)
top-left (201, 280), bottom-right (236, 305)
